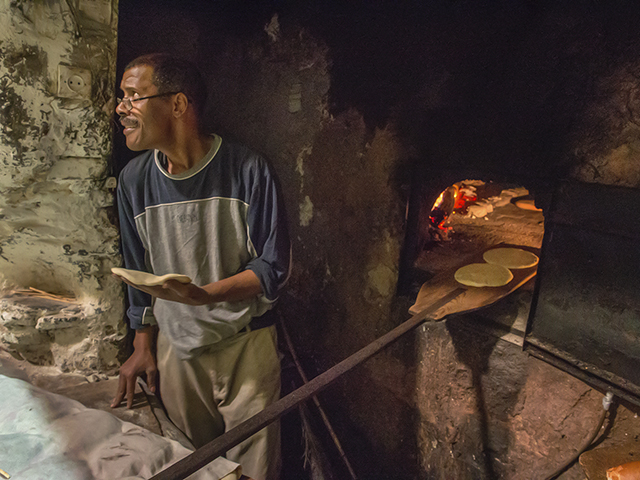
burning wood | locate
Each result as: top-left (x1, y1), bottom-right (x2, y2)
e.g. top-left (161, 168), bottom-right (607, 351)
top-left (429, 185), bottom-right (459, 229)
top-left (428, 181), bottom-right (531, 231)
top-left (428, 180), bottom-right (480, 231)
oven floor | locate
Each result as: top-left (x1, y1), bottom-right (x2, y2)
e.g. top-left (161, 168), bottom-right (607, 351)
top-left (416, 200), bottom-right (545, 275)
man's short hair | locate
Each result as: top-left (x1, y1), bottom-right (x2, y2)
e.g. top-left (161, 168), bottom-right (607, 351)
top-left (126, 53), bottom-right (207, 121)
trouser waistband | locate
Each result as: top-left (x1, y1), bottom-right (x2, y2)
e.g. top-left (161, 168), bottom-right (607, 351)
top-left (239, 309), bottom-right (277, 333)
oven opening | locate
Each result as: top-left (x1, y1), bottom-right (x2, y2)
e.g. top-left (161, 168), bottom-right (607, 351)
top-left (399, 175), bottom-right (546, 345)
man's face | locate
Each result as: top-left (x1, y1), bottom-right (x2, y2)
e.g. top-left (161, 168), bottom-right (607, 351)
top-left (116, 65), bottom-right (172, 151)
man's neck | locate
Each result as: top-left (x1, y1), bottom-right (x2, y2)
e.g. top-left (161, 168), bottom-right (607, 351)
top-left (162, 133), bottom-right (213, 175)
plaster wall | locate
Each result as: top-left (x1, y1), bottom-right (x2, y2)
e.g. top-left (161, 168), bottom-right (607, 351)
top-left (0, 0), bottom-right (123, 372)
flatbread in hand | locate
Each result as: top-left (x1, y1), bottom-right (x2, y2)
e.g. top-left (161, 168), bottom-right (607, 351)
top-left (454, 263), bottom-right (513, 287)
top-left (111, 267), bottom-right (192, 287)
top-left (482, 247), bottom-right (539, 269)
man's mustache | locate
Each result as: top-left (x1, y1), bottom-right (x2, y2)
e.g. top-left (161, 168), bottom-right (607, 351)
top-left (119, 116), bottom-right (139, 128)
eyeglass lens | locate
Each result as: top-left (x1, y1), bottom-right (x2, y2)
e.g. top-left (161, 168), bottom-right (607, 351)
top-left (118, 98), bottom-right (132, 109)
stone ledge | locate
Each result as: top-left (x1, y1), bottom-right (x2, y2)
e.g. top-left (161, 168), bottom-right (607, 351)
top-left (0, 290), bottom-right (125, 371)
top-left (0, 291), bottom-right (85, 347)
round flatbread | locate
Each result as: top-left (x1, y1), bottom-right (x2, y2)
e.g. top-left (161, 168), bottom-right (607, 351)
top-left (111, 267), bottom-right (192, 286)
top-left (454, 263), bottom-right (513, 287)
top-left (482, 248), bottom-right (539, 269)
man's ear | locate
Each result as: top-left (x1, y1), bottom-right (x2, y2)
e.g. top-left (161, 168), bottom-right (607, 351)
top-left (173, 93), bottom-right (189, 118)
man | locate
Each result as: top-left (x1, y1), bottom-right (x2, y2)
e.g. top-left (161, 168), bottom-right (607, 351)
top-left (111, 53), bottom-right (290, 480)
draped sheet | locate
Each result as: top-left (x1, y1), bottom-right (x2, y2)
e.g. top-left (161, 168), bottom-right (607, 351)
top-left (0, 374), bottom-right (240, 480)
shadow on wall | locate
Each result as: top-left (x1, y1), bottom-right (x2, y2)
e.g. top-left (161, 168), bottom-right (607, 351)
top-left (445, 315), bottom-right (522, 479)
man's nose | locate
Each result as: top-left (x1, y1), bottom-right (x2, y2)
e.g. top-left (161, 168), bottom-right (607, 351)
top-left (115, 101), bottom-right (129, 116)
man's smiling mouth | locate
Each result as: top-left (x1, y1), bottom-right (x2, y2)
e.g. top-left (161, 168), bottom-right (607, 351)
top-left (120, 116), bottom-right (139, 130)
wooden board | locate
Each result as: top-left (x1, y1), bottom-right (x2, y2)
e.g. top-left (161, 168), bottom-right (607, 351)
top-left (409, 243), bottom-right (540, 318)
top-left (580, 440), bottom-right (640, 480)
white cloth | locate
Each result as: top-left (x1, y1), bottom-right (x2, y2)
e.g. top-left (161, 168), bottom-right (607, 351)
top-left (0, 374), bottom-right (241, 480)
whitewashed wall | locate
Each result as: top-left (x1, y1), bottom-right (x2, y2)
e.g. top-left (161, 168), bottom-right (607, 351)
top-left (0, 0), bottom-right (124, 372)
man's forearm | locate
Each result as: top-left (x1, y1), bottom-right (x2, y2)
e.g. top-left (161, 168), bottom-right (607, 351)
top-left (118, 270), bottom-right (263, 306)
top-left (202, 269), bottom-right (262, 303)
top-left (133, 324), bottom-right (158, 352)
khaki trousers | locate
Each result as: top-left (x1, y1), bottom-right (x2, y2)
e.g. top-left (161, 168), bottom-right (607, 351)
top-left (157, 326), bottom-right (281, 480)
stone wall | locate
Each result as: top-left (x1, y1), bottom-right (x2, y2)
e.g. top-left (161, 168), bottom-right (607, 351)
top-left (9, 1), bottom-right (640, 477)
top-left (197, 6), bottom-right (640, 479)
top-left (0, 0), bottom-right (123, 372)
top-left (115, 2), bottom-right (640, 479)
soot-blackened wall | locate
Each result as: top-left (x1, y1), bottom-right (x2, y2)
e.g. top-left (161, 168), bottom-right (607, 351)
top-left (115, 2), bottom-right (640, 479)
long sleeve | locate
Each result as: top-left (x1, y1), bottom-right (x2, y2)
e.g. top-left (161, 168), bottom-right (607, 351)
top-left (244, 156), bottom-right (291, 302)
top-left (116, 173), bottom-right (156, 330)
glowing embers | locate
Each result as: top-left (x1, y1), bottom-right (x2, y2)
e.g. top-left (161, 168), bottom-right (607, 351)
top-left (428, 182), bottom-right (477, 230)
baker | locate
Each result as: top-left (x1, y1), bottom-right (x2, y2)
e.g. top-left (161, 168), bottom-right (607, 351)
top-left (110, 53), bottom-right (291, 480)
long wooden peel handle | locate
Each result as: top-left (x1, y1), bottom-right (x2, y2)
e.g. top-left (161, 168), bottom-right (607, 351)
top-left (150, 288), bottom-right (466, 480)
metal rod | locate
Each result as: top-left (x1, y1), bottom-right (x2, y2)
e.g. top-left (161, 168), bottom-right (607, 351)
top-left (279, 313), bottom-right (358, 479)
top-left (524, 342), bottom-right (640, 408)
top-left (150, 288), bottom-right (466, 480)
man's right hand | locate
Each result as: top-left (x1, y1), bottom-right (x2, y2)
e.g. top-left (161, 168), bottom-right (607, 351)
top-left (111, 326), bottom-right (158, 409)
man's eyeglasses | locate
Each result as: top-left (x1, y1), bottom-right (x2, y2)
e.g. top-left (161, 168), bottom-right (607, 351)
top-left (116, 92), bottom-right (179, 110)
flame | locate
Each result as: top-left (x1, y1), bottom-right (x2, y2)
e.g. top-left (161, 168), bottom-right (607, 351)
top-left (454, 186), bottom-right (477, 210)
top-left (432, 190), bottom-right (446, 210)
top-left (428, 184), bottom-right (481, 230)
top-left (429, 185), bottom-right (459, 230)
top-left (454, 190), bottom-right (467, 209)
top-left (424, 181), bottom-right (481, 234)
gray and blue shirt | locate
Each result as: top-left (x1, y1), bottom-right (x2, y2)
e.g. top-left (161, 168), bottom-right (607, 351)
top-left (116, 135), bottom-right (291, 358)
